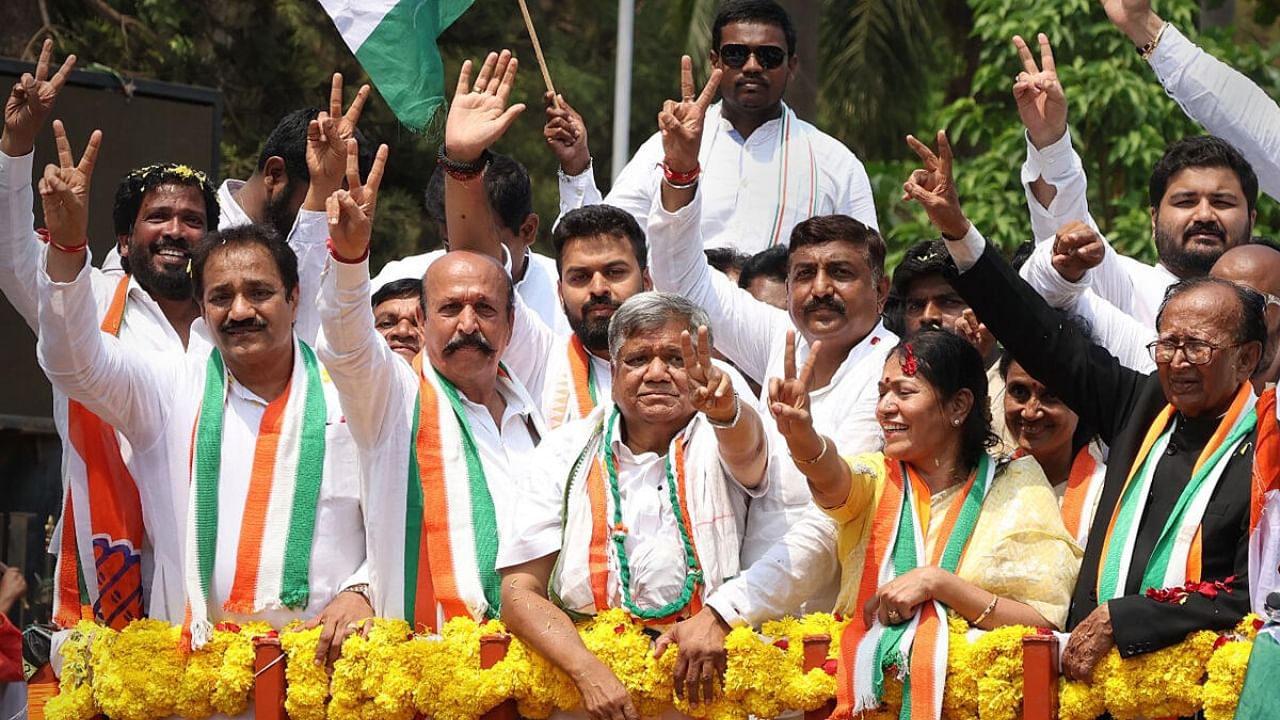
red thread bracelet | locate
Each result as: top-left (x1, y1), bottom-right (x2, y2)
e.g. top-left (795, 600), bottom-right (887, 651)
top-left (662, 162), bottom-right (700, 185)
top-left (36, 227), bottom-right (88, 254)
top-left (327, 237), bottom-right (370, 264)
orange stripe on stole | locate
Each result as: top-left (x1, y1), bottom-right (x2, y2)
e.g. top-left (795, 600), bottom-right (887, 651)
top-left (1060, 447), bottom-right (1097, 541)
top-left (416, 377), bottom-right (468, 621)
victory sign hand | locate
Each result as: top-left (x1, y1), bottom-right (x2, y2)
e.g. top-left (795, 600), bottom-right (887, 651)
top-left (658, 56), bottom-right (722, 174)
top-left (767, 330), bottom-right (822, 441)
top-left (3, 38), bottom-right (76, 157)
top-left (326, 138), bottom-right (389, 260)
top-left (38, 120), bottom-right (101, 248)
top-left (1012, 34), bottom-right (1068, 149)
top-left (681, 326), bottom-right (736, 423)
top-left (903, 130), bottom-right (970, 241)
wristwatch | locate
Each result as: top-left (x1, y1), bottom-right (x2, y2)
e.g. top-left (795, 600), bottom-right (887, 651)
top-left (340, 583), bottom-right (370, 602)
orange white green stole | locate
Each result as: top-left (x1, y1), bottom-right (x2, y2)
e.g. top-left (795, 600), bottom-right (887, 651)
top-left (401, 354), bottom-right (503, 633)
top-left (1098, 383), bottom-right (1256, 601)
top-left (555, 404), bottom-right (741, 624)
top-left (54, 275), bottom-right (146, 629)
top-left (546, 335), bottom-right (599, 429)
top-left (1249, 388), bottom-right (1280, 615)
top-left (834, 454), bottom-right (996, 720)
top-left (182, 339), bottom-right (327, 649)
top-left (1013, 443), bottom-right (1107, 547)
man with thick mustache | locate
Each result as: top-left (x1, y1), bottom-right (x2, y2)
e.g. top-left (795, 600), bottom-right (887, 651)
top-left (1012, 34), bottom-right (1257, 327)
top-left (545, 0), bottom-right (877, 254)
top-left (0, 44), bottom-right (369, 631)
top-left (319, 130), bottom-right (546, 631)
top-left (906, 129), bottom-right (1261, 684)
top-left (35, 122), bottom-right (383, 668)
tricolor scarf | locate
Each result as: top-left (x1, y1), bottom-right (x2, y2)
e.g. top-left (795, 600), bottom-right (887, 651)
top-left (182, 339), bottom-right (327, 649)
top-left (834, 454), bottom-right (996, 720)
top-left (545, 335), bottom-right (599, 429)
top-left (1249, 388), bottom-right (1280, 616)
top-left (555, 404), bottom-right (741, 623)
top-left (1098, 382), bottom-right (1257, 601)
top-left (53, 276), bottom-right (147, 629)
top-left (764, 105), bottom-right (819, 248)
top-left (400, 355), bottom-right (520, 633)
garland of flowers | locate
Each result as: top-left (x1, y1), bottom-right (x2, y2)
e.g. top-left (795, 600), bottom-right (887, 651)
top-left (44, 611), bottom-right (1263, 720)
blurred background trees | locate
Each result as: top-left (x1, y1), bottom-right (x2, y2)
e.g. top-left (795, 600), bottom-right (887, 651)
top-left (2, 0), bottom-right (1277, 271)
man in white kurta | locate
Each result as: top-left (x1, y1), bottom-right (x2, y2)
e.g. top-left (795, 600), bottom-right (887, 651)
top-left (548, 3), bottom-right (876, 255)
top-left (498, 291), bottom-right (772, 715)
top-left (37, 226), bottom-right (368, 658)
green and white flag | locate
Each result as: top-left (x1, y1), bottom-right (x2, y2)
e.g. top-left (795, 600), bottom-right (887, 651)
top-left (319, 0), bottom-right (474, 131)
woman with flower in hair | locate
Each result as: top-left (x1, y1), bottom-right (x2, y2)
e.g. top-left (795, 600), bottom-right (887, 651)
top-left (769, 328), bottom-right (1081, 720)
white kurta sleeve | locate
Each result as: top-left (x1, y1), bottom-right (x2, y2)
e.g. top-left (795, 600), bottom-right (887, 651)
top-left (704, 506), bottom-right (840, 626)
top-left (1150, 25), bottom-right (1280, 201)
top-left (1019, 128), bottom-right (1100, 242)
top-left (287, 208), bottom-right (331, 346)
top-left (0, 150), bottom-right (42, 330)
top-left (646, 188), bottom-right (790, 384)
top-left (36, 249), bottom-right (169, 452)
top-left (316, 256), bottom-right (413, 449)
top-left (557, 165), bottom-right (605, 217)
top-left (1065, 291), bottom-right (1158, 373)
top-left (834, 149), bottom-right (880, 232)
top-left (501, 292), bottom-right (557, 400)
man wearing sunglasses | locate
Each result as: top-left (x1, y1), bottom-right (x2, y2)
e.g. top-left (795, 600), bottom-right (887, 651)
top-left (546, 0), bottom-right (878, 255)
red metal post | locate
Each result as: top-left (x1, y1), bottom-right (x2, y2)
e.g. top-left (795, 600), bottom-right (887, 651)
top-left (803, 634), bottom-right (834, 720)
top-left (254, 636), bottom-right (287, 720)
top-left (1021, 632), bottom-right (1059, 720)
top-left (480, 633), bottom-right (518, 720)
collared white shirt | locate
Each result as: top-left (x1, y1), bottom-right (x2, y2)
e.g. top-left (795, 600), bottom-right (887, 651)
top-left (317, 255), bottom-right (544, 619)
top-left (558, 102), bottom-right (878, 255)
top-left (373, 247), bottom-right (571, 336)
top-left (36, 251), bottom-right (366, 626)
top-left (496, 409), bottom-right (761, 613)
top-left (646, 189), bottom-right (897, 620)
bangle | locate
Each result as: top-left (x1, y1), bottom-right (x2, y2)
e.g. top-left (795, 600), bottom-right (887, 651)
top-left (437, 145), bottom-right (490, 181)
top-left (970, 594), bottom-right (999, 626)
top-left (662, 161), bottom-right (700, 185)
top-left (791, 435), bottom-right (828, 465)
top-left (705, 394), bottom-right (741, 429)
top-left (1136, 22), bottom-right (1169, 60)
top-left (327, 236), bottom-right (369, 264)
top-left (37, 228), bottom-right (87, 254)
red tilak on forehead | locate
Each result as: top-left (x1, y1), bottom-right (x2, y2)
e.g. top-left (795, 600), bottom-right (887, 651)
top-left (901, 343), bottom-right (918, 376)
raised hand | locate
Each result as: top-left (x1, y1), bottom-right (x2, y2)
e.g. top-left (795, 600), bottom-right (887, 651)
top-left (445, 50), bottom-right (526, 164)
top-left (2, 38), bottom-right (76, 157)
top-left (767, 330), bottom-right (821, 441)
top-left (1012, 34), bottom-right (1067, 149)
top-left (1100, 0), bottom-right (1165, 47)
top-left (306, 112), bottom-right (349, 196)
top-left (325, 138), bottom-right (389, 260)
top-left (544, 91), bottom-right (591, 175)
top-left (329, 72), bottom-right (371, 149)
top-left (902, 131), bottom-right (969, 241)
top-left (680, 326), bottom-right (736, 423)
top-left (658, 56), bottom-right (722, 175)
top-left (1050, 220), bottom-right (1106, 282)
top-left (37, 120), bottom-right (101, 248)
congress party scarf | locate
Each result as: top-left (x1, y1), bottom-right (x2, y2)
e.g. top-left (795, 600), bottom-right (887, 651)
top-left (1013, 442), bottom-right (1108, 547)
top-left (1098, 382), bottom-right (1256, 601)
top-left (555, 404), bottom-right (741, 624)
top-left (546, 335), bottom-right (599, 430)
top-left (182, 339), bottom-right (327, 649)
top-left (401, 353), bottom-right (502, 633)
top-left (765, 105), bottom-right (818, 248)
top-left (54, 275), bottom-right (147, 629)
top-left (834, 454), bottom-right (995, 720)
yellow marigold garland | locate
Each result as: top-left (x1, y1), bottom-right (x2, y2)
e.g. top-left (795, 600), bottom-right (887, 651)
top-left (44, 611), bottom-right (1264, 720)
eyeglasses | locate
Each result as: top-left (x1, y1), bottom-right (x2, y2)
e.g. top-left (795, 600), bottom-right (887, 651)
top-left (717, 44), bottom-right (788, 70)
top-left (1146, 338), bottom-right (1240, 365)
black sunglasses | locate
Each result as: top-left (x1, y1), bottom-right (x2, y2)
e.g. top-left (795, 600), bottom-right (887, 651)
top-left (717, 44), bottom-right (788, 70)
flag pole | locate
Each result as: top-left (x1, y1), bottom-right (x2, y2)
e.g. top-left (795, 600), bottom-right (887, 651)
top-left (516, 0), bottom-right (560, 108)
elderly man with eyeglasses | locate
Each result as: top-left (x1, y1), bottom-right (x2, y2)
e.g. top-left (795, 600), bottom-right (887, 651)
top-left (903, 129), bottom-right (1266, 688)
top-left (543, 0), bottom-right (878, 255)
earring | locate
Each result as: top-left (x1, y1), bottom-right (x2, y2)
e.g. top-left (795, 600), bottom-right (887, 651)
top-left (951, 418), bottom-right (961, 427)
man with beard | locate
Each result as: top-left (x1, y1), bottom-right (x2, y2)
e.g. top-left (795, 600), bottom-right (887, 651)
top-left (1011, 34), bottom-right (1257, 326)
top-left (0, 44), bottom-right (367, 630)
top-left (319, 136), bottom-right (546, 632)
top-left (544, 0), bottom-right (877, 254)
top-left (36, 125), bottom-right (382, 664)
top-left (371, 278), bottom-right (424, 362)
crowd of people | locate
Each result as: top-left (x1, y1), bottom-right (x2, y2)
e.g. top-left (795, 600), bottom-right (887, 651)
top-left (4, 0), bottom-right (1280, 718)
